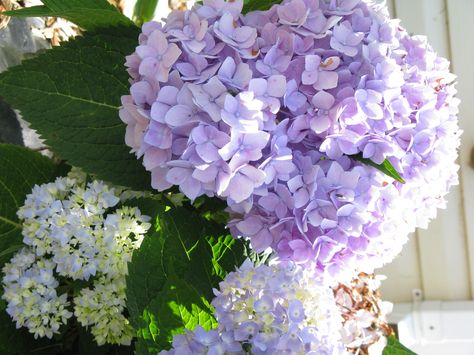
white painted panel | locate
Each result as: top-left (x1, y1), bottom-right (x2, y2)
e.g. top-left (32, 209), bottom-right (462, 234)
top-left (446, 0), bottom-right (474, 299)
top-left (380, 0), bottom-right (471, 301)
top-left (380, 236), bottom-right (422, 303)
top-left (394, 0), bottom-right (450, 57)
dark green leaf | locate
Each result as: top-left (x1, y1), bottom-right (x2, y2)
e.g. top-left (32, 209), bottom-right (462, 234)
top-left (351, 153), bottom-right (405, 183)
top-left (0, 144), bottom-right (58, 264)
top-left (0, 26), bottom-right (151, 191)
top-left (78, 325), bottom-right (134, 355)
top-left (383, 336), bottom-right (417, 355)
top-left (193, 196), bottom-right (230, 226)
top-left (3, 5), bottom-right (54, 18)
top-left (133, 0), bottom-right (159, 26)
top-left (4, 0), bottom-right (134, 31)
top-left (242, 0), bottom-right (283, 13)
top-left (0, 307), bottom-right (62, 355)
top-left (126, 201), bottom-right (245, 353)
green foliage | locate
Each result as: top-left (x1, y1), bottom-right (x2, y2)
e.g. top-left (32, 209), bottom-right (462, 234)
top-left (351, 153), bottom-right (406, 183)
top-left (383, 336), bottom-right (417, 355)
top-left (0, 26), bottom-right (151, 191)
top-left (4, 0), bottom-right (134, 31)
top-left (0, 314), bottom-right (134, 355)
top-left (0, 306), bottom-right (58, 355)
top-left (133, 0), bottom-right (160, 26)
top-left (126, 200), bottom-right (246, 353)
top-left (0, 144), bottom-right (58, 265)
top-left (242, 0), bottom-right (283, 13)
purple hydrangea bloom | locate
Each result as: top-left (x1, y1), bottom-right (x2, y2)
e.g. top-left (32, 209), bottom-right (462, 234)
top-left (160, 260), bottom-right (346, 354)
top-left (122, 0), bottom-right (461, 281)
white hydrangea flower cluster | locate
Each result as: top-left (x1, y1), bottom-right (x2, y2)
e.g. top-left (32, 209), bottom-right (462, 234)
top-left (2, 248), bottom-right (72, 339)
top-left (74, 275), bottom-right (133, 346)
top-left (2, 169), bottom-right (151, 345)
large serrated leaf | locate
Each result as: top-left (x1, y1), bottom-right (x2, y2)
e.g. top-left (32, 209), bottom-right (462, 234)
top-left (126, 200), bottom-right (245, 353)
top-left (383, 336), bottom-right (417, 355)
top-left (4, 0), bottom-right (134, 31)
top-left (0, 144), bottom-right (58, 263)
top-left (0, 26), bottom-right (151, 191)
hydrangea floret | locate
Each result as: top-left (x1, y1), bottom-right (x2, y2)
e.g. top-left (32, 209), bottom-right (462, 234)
top-left (121, 0), bottom-right (461, 280)
top-left (2, 169), bottom-right (151, 345)
top-left (160, 259), bottom-right (346, 354)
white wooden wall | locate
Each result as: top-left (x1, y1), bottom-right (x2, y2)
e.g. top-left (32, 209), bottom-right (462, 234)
top-left (380, 0), bottom-right (474, 303)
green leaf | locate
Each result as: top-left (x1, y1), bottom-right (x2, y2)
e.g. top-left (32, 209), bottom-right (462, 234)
top-left (77, 325), bottom-right (134, 355)
top-left (242, 0), bottom-right (283, 13)
top-left (383, 336), bottom-right (417, 355)
top-left (0, 26), bottom-right (151, 191)
top-left (0, 144), bottom-right (58, 264)
top-left (3, 5), bottom-right (54, 18)
top-left (133, 0), bottom-right (160, 26)
top-left (351, 153), bottom-right (405, 183)
top-left (126, 201), bottom-right (245, 353)
top-left (4, 0), bottom-right (134, 31)
top-left (138, 277), bottom-right (218, 352)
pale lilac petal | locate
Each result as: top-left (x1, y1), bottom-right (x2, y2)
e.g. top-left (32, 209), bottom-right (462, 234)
top-left (236, 216), bottom-right (262, 236)
top-left (162, 43), bottom-right (182, 67)
top-left (310, 116), bottom-right (330, 134)
top-left (312, 91), bottom-right (335, 110)
top-left (266, 75), bottom-right (286, 97)
top-left (165, 105), bottom-right (195, 126)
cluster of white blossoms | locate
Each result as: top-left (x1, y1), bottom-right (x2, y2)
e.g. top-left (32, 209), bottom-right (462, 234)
top-left (2, 248), bottom-right (72, 339)
top-left (2, 169), bottom-right (151, 345)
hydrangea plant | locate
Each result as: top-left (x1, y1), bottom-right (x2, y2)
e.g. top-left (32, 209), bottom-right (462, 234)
top-left (0, 0), bottom-right (458, 354)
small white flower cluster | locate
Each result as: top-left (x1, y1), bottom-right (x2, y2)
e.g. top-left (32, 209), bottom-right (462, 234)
top-left (2, 169), bottom-right (151, 345)
top-left (74, 275), bottom-right (133, 346)
top-left (2, 248), bottom-right (72, 339)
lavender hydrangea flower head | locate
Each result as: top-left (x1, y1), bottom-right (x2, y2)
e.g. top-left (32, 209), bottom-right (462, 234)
top-left (160, 259), bottom-right (346, 354)
top-left (122, 0), bottom-right (461, 280)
